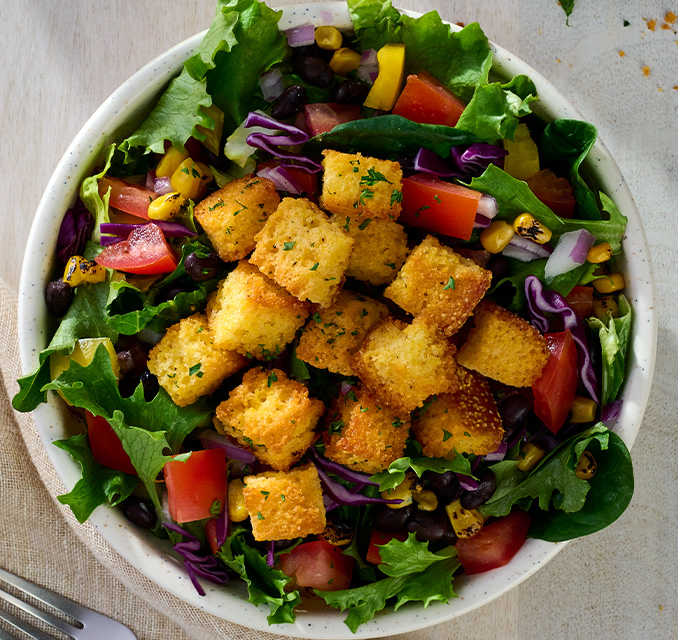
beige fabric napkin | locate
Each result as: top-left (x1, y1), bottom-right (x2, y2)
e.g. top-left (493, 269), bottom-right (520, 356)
top-left (0, 277), bottom-right (287, 640)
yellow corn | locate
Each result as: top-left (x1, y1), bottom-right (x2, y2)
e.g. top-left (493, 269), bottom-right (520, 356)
top-left (592, 296), bottom-right (619, 319)
top-left (512, 213), bottom-right (552, 244)
top-left (480, 220), bottom-right (515, 253)
top-left (318, 521), bottom-right (353, 547)
top-left (195, 104), bottom-right (225, 157)
top-left (329, 47), bottom-right (362, 75)
top-left (315, 25), bottom-right (343, 50)
top-left (575, 450), bottom-right (597, 480)
top-left (170, 159), bottom-right (213, 200)
top-left (364, 43), bottom-right (406, 111)
top-left (147, 191), bottom-right (185, 221)
top-left (569, 396), bottom-right (597, 423)
top-left (445, 499), bottom-right (483, 538)
top-left (587, 242), bottom-right (613, 264)
top-left (62, 255), bottom-right (106, 287)
top-left (413, 489), bottom-right (438, 512)
top-left (155, 146), bottom-right (189, 179)
top-left (382, 472), bottom-right (414, 509)
top-left (517, 442), bottom-right (545, 472)
top-left (503, 123), bottom-right (540, 180)
top-left (228, 478), bottom-right (248, 522)
top-left (593, 273), bottom-right (625, 294)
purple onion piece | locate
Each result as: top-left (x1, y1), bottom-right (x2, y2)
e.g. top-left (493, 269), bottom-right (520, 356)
top-left (413, 147), bottom-right (458, 177)
top-left (154, 176), bottom-right (173, 196)
top-left (307, 447), bottom-right (379, 486)
top-left (286, 23), bottom-right (316, 47)
top-left (267, 541), bottom-right (275, 568)
top-left (357, 49), bottom-right (378, 85)
top-left (259, 68), bottom-right (285, 102)
top-left (476, 194), bottom-right (498, 220)
top-left (456, 474), bottom-right (479, 491)
top-left (243, 111), bottom-right (309, 145)
top-left (56, 200), bottom-right (95, 263)
top-left (505, 234), bottom-right (553, 260)
top-left (257, 165), bottom-right (304, 195)
top-left (473, 213), bottom-right (492, 229)
top-left (339, 381), bottom-right (354, 396)
top-left (200, 433), bottom-right (257, 464)
top-left (482, 441), bottom-right (508, 462)
top-left (145, 170), bottom-right (156, 192)
top-left (544, 229), bottom-right (596, 281)
top-left (602, 400), bottom-right (623, 425)
top-left (314, 463), bottom-right (401, 506)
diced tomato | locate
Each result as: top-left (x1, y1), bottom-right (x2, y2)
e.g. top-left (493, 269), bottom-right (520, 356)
top-left (98, 176), bottom-right (155, 219)
top-left (400, 173), bottom-right (481, 241)
top-left (280, 540), bottom-right (353, 591)
top-left (366, 529), bottom-right (408, 565)
top-left (525, 169), bottom-right (576, 218)
top-left (532, 331), bottom-right (578, 434)
top-left (86, 411), bottom-right (136, 475)
top-left (303, 103), bottom-right (362, 136)
top-left (95, 223), bottom-right (178, 275)
top-left (164, 449), bottom-right (228, 524)
top-left (456, 510), bottom-right (531, 575)
top-left (565, 286), bottom-right (594, 319)
top-left (392, 71), bottom-right (466, 127)
top-left (205, 518), bottom-right (221, 555)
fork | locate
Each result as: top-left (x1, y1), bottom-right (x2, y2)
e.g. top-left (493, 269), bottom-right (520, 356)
top-left (0, 567), bottom-right (137, 640)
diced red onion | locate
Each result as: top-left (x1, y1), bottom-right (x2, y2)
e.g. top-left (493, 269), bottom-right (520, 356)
top-left (256, 165), bottom-right (304, 195)
top-left (154, 176), bottom-right (173, 196)
top-left (313, 463), bottom-right (400, 506)
top-left (286, 24), bottom-right (316, 47)
top-left (339, 381), bottom-right (354, 396)
top-left (413, 147), bottom-right (457, 177)
top-left (307, 447), bottom-right (378, 486)
top-left (357, 49), bottom-right (378, 85)
top-left (483, 441), bottom-right (508, 462)
top-left (476, 194), bottom-right (498, 220)
top-left (200, 432), bottom-right (257, 464)
top-left (145, 171), bottom-right (156, 192)
top-left (544, 229), bottom-right (596, 281)
top-left (473, 213), bottom-right (492, 229)
top-left (503, 234), bottom-right (553, 261)
top-left (267, 541), bottom-right (275, 568)
top-left (259, 68), bottom-right (285, 102)
top-left (456, 474), bottom-right (479, 491)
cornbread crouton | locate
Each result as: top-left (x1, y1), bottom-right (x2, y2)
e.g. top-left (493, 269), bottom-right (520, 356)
top-left (208, 261), bottom-right (309, 359)
top-left (456, 300), bottom-right (550, 387)
top-left (323, 386), bottom-right (409, 473)
top-left (384, 235), bottom-right (492, 336)
top-left (320, 150), bottom-right (403, 220)
top-left (295, 290), bottom-right (388, 376)
top-left (331, 214), bottom-right (409, 285)
top-left (215, 368), bottom-right (324, 471)
top-left (243, 465), bottom-right (326, 541)
top-left (194, 175), bottom-right (280, 262)
top-left (250, 197), bottom-right (354, 308)
top-left (147, 313), bottom-right (247, 407)
top-left (412, 367), bottom-right (504, 458)
top-left (351, 317), bottom-right (459, 413)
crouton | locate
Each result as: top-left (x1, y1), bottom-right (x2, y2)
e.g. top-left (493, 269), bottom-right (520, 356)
top-left (215, 367), bottom-right (325, 471)
top-left (194, 175), bottom-right (280, 262)
top-left (243, 465), bottom-right (326, 541)
top-left (412, 367), bottom-right (504, 458)
top-left (384, 235), bottom-right (492, 336)
top-left (456, 300), bottom-right (550, 387)
top-left (147, 313), bottom-right (247, 407)
top-left (208, 261), bottom-right (309, 360)
top-left (351, 317), bottom-right (459, 413)
top-left (250, 197), bottom-right (354, 308)
top-left (323, 386), bottom-right (409, 473)
top-left (331, 214), bottom-right (409, 285)
top-left (320, 150), bottom-right (403, 220)
top-left (295, 290), bottom-right (389, 376)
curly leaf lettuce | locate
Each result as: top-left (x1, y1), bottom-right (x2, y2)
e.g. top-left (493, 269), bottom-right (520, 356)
top-left (371, 453), bottom-right (474, 492)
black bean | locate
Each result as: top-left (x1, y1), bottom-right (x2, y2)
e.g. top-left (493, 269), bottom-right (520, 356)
top-left (185, 251), bottom-right (222, 282)
top-left (330, 79), bottom-right (370, 105)
top-left (116, 339), bottom-right (148, 376)
top-left (120, 496), bottom-right (157, 529)
top-left (294, 56), bottom-right (335, 88)
top-left (202, 146), bottom-right (231, 173)
top-left (406, 508), bottom-right (449, 543)
top-left (460, 471), bottom-right (497, 510)
top-left (372, 504), bottom-right (413, 532)
top-left (140, 370), bottom-right (159, 402)
top-left (293, 43), bottom-right (333, 62)
top-left (117, 374), bottom-right (139, 399)
top-left (45, 279), bottom-right (73, 317)
top-left (486, 254), bottom-right (510, 280)
top-left (157, 284), bottom-right (189, 304)
top-left (271, 85), bottom-right (307, 120)
top-left (425, 470), bottom-right (461, 504)
top-left (498, 393), bottom-right (532, 441)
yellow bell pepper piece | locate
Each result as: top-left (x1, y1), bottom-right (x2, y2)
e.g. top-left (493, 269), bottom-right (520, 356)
top-left (364, 43), bottom-right (406, 111)
top-left (503, 123), bottom-right (540, 180)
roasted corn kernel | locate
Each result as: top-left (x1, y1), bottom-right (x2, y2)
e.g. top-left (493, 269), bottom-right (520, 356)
top-left (592, 273), bottom-right (625, 294)
top-left (445, 499), bottom-right (483, 538)
top-left (517, 442), bottom-right (545, 472)
top-left (569, 396), bottom-right (597, 423)
top-left (586, 242), bottom-right (613, 264)
top-left (315, 25), bottom-right (343, 50)
top-left (329, 47), bottom-right (362, 75)
top-left (512, 213), bottom-right (552, 244)
top-left (170, 159), bottom-right (213, 200)
top-left (575, 450), bottom-right (597, 480)
top-left (480, 220), bottom-right (515, 253)
top-left (156, 146), bottom-right (189, 179)
top-left (318, 520), bottom-right (353, 546)
top-left (382, 472), bottom-right (414, 509)
top-left (147, 191), bottom-right (185, 221)
top-left (413, 489), bottom-right (438, 512)
top-left (62, 255), bottom-right (106, 287)
top-left (592, 296), bottom-right (619, 319)
top-left (228, 478), bottom-right (248, 522)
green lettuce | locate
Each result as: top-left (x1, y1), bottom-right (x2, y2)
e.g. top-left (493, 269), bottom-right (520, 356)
top-left (370, 453), bottom-right (474, 492)
top-left (79, 144), bottom-right (115, 241)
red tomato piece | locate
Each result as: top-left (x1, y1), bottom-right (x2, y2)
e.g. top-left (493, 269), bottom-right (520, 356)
top-left (456, 510), bottom-right (531, 575)
top-left (366, 529), bottom-right (408, 565)
top-left (205, 518), bottom-right (221, 555)
top-left (565, 286), bottom-right (594, 319)
top-left (280, 540), bottom-right (353, 591)
top-left (164, 449), bottom-right (228, 524)
top-left (95, 223), bottom-right (179, 275)
top-left (303, 103), bottom-right (362, 136)
top-left (400, 173), bottom-right (482, 241)
top-left (525, 169), bottom-right (576, 218)
top-left (392, 71), bottom-right (466, 127)
top-left (86, 411), bottom-right (136, 475)
top-left (532, 331), bottom-right (578, 434)
top-left (98, 176), bottom-right (155, 219)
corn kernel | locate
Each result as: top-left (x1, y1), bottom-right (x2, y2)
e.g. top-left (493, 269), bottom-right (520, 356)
top-left (382, 472), bottom-right (414, 509)
top-left (592, 273), bottom-right (625, 294)
top-left (480, 220), bottom-right (515, 253)
top-left (170, 159), bottom-right (213, 201)
top-left (445, 499), bottom-right (483, 538)
top-left (147, 191), bottom-right (185, 221)
top-left (318, 521), bottom-right (353, 546)
top-left (503, 123), bottom-right (540, 180)
top-left (156, 147), bottom-right (189, 179)
top-left (228, 478), bottom-right (248, 522)
top-left (517, 442), bottom-right (545, 472)
top-left (329, 47), bottom-right (362, 75)
top-left (587, 242), bottom-right (613, 264)
top-left (592, 296), bottom-right (619, 319)
top-left (315, 25), bottom-right (343, 50)
top-left (512, 213), bottom-right (552, 244)
top-left (62, 255), bottom-right (106, 287)
top-left (575, 450), bottom-right (597, 480)
top-left (413, 489), bottom-right (438, 512)
top-left (569, 396), bottom-right (597, 423)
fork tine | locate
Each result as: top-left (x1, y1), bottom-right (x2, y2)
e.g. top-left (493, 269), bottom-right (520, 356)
top-left (0, 603), bottom-right (57, 640)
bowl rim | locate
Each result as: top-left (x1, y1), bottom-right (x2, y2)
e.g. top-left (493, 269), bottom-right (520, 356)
top-left (17, 2), bottom-right (657, 638)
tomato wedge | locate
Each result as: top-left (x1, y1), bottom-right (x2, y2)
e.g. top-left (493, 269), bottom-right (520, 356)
top-left (86, 411), bottom-right (136, 475)
top-left (532, 330), bottom-right (578, 434)
top-left (366, 529), bottom-right (408, 565)
top-left (280, 540), bottom-right (353, 591)
top-left (525, 169), bottom-right (576, 218)
top-left (565, 286), bottom-right (594, 319)
top-left (400, 173), bottom-right (482, 240)
top-left (456, 510), bottom-right (531, 575)
top-left (303, 103), bottom-right (361, 135)
top-left (164, 449), bottom-right (228, 524)
top-left (95, 223), bottom-right (178, 275)
top-left (392, 71), bottom-right (466, 127)
top-left (98, 176), bottom-right (155, 219)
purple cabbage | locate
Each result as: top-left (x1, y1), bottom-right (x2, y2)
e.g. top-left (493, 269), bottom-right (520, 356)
top-left (450, 143), bottom-right (507, 178)
top-left (56, 199), bottom-right (95, 263)
top-left (312, 463), bottom-right (402, 509)
top-left (307, 447), bottom-right (379, 486)
top-left (602, 400), bottom-right (623, 426)
top-left (413, 147), bottom-right (457, 177)
top-left (267, 541), bottom-right (276, 568)
top-left (200, 432), bottom-right (257, 464)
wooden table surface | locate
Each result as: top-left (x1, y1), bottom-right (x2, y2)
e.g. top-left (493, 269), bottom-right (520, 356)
top-left (3, 1), bottom-right (677, 639)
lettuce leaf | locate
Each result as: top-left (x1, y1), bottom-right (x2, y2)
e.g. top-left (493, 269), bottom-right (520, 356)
top-left (79, 144), bottom-right (115, 241)
top-left (347, 0), bottom-right (402, 51)
top-left (370, 453), bottom-right (474, 492)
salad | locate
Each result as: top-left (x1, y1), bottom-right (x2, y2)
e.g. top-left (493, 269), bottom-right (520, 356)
top-left (14, 0), bottom-right (635, 632)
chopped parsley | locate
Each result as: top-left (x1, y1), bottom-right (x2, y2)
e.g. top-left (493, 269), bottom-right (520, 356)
top-left (443, 277), bottom-right (456, 290)
top-left (257, 511), bottom-right (265, 520)
top-left (353, 188), bottom-right (374, 208)
top-left (414, 204), bottom-right (430, 218)
top-left (283, 241), bottom-right (296, 251)
top-left (390, 189), bottom-right (403, 205)
top-left (188, 363), bottom-right (203, 378)
top-left (329, 419), bottom-right (345, 434)
top-left (360, 168), bottom-right (391, 186)
top-left (442, 429), bottom-right (453, 442)
top-left (358, 218), bottom-right (372, 231)
top-left (310, 262), bottom-right (319, 271)
top-left (267, 371), bottom-right (278, 387)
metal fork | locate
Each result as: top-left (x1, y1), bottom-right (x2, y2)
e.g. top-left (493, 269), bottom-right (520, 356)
top-left (0, 567), bottom-right (137, 639)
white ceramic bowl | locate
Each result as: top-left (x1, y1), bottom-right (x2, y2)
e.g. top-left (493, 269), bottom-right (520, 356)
top-left (18, 3), bottom-right (657, 638)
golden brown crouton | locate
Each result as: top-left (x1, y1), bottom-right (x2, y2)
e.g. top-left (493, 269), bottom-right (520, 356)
top-left (215, 368), bottom-right (324, 471)
top-left (250, 197), bottom-right (354, 308)
top-left (295, 290), bottom-right (389, 376)
top-left (320, 150), bottom-right (403, 220)
top-left (147, 313), bottom-right (247, 407)
top-left (412, 367), bottom-right (504, 457)
top-left (243, 465), bottom-right (326, 541)
top-left (323, 386), bottom-right (409, 473)
top-left (384, 235), bottom-right (492, 336)
top-left (351, 317), bottom-right (459, 413)
top-left (194, 175), bottom-right (280, 262)
top-left (208, 261), bottom-right (309, 360)
top-left (456, 300), bottom-right (550, 387)
top-left (330, 214), bottom-right (409, 285)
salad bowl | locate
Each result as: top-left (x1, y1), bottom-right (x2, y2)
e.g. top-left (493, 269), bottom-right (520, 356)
top-left (17, 2), bottom-right (656, 638)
